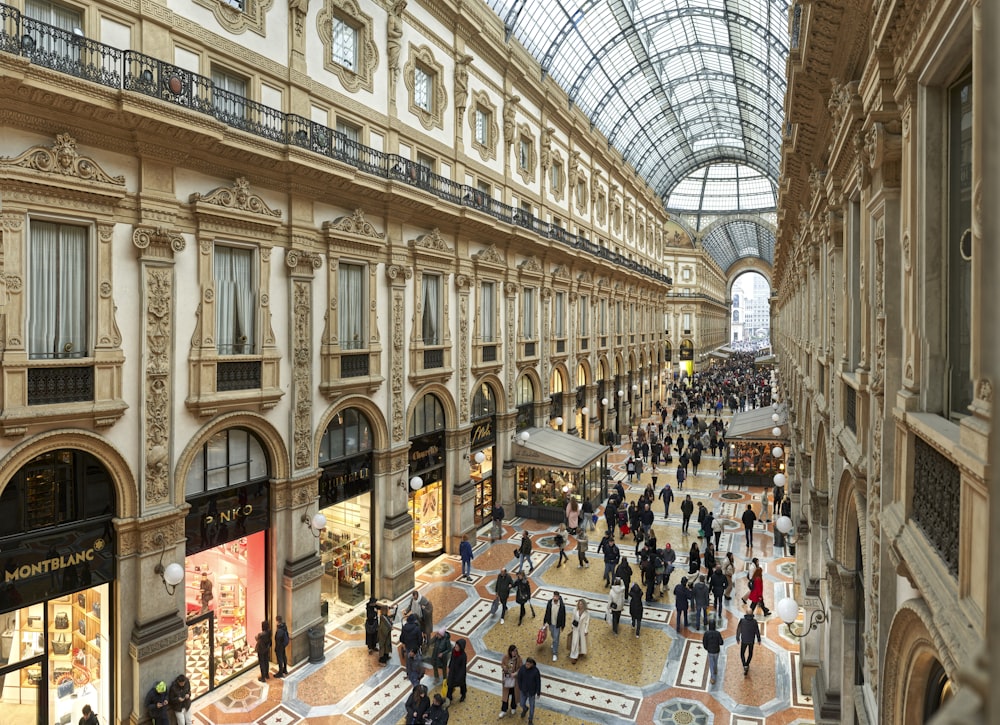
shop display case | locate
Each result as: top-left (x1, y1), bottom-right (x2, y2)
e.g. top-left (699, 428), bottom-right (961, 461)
top-left (319, 531), bottom-right (368, 605)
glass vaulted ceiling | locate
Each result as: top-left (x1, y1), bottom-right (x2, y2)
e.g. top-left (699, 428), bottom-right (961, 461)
top-left (486, 0), bottom-right (789, 269)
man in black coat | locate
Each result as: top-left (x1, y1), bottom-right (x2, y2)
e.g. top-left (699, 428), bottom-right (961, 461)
top-left (490, 568), bottom-right (514, 622)
top-left (709, 565), bottom-right (728, 611)
top-left (273, 615), bottom-right (290, 677)
top-left (736, 610), bottom-right (762, 676)
top-left (516, 657), bottom-right (543, 724)
top-left (543, 591), bottom-right (567, 661)
top-left (741, 504), bottom-right (758, 548)
top-left (446, 638), bottom-right (468, 703)
top-left (628, 582), bottom-right (645, 636)
top-left (702, 618), bottom-right (724, 685)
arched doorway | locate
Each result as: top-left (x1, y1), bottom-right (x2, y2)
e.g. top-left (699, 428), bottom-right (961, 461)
top-left (182, 427), bottom-right (273, 697)
top-left (408, 394), bottom-right (447, 555)
top-left (0, 449), bottom-right (117, 725)
top-left (317, 408), bottom-right (375, 615)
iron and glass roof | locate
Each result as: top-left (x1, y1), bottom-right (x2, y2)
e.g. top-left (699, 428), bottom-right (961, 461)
top-left (700, 218), bottom-right (775, 272)
top-left (486, 0), bottom-right (788, 269)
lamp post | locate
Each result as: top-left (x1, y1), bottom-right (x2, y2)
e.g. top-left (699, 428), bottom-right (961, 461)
top-left (776, 596), bottom-right (826, 639)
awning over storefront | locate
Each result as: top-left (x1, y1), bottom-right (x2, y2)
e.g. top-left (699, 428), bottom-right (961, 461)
top-left (508, 427), bottom-right (608, 470)
top-left (726, 406), bottom-right (788, 441)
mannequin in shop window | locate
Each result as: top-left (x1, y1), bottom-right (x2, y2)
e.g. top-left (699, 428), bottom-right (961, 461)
top-left (199, 573), bottom-right (214, 614)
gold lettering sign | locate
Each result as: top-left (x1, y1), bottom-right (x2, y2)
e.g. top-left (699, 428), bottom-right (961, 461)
top-left (470, 419), bottom-right (494, 447)
top-left (204, 504), bottom-right (254, 526)
top-left (5, 545), bottom-right (99, 583)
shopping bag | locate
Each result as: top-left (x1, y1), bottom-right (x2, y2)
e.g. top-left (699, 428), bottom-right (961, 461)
top-left (620, 523), bottom-right (631, 535)
top-left (536, 626), bottom-right (547, 645)
top-left (440, 680), bottom-right (449, 699)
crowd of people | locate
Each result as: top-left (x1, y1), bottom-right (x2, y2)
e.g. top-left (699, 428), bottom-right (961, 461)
top-left (380, 362), bottom-right (789, 723)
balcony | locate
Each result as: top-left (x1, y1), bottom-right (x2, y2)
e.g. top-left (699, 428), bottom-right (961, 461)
top-left (0, 3), bottom-right (673, 288)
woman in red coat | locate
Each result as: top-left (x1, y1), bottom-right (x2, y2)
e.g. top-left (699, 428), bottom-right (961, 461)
top-left (747, 566), bottom-right (771, 616)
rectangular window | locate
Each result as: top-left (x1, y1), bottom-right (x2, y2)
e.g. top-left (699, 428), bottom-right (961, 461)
top-left (580, 295), bottom-right (589, 337)
top-left (211, 67), bottom-right (247, 121)
top-left (338, 262), bottom-right (366, 350)
top-left (214, 245), bottom-right (256, 355)
top-left (555, 291), bottom-right (565, 338)
top-left (522, 287), bottom-right (536, 339)
top-left (683, 313), bottom-right (692, 333)
top-left (947, 72), bottom-right (973, 417)
top-left (474, 108), bottom-right (488, 145)
top-left (336, 120), bottom-right (360, 143)
top-left (616, 301), bottom-right (623, 333)
top-left (336, 119), bottom-right (361, 162)
top-left (550, 162), bottom-right (561, 192)
top-left (421, 274), bottom-right (441, 345)
top-left (519, 139), bottom-right (530, 170)
top-left (481, 281), bottom-right (495, 343)
top-left (600, 299), bottom-right (607, 335)
top-left (414, 66), bottom-right (432, 112)
top-left (29, 221), bottom-right (88, 359)
top-left (25, 0), bottom-right (82, 61)
top-left (332, 17), bottom-right (358, 70)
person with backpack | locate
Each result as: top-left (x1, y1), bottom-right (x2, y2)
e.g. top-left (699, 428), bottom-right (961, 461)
top-left (702, 618), bottom-right (724, 684)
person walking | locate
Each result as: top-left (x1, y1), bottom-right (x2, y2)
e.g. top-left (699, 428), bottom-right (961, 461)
top-left (544, 591), bottom-right (567, 661)
top-left (676, 463), bottom-right (686, 490)
top-left (429, 628), bottom-right (451, 682)
top-left (702, 618), bottom-right (724, 685)
top-left (691, 575), bottom-right (711, 630)
top-left (614, 556), bottom-right (633, 592)
top-left (490, 568), bottom-right (514, 623)
top-left (712, 515), bottom-right (724, 550)
top-left (491, 502), bottom-right (505, 542)
top-left (626, 456), bottom-right (636, 483)
top-left (377, 605), bottom-right (393, 664)
top-left (565, 498), bottom-right (580, 534)
top-left (445, 638), bottom-right (468, 704)
top-left (516, 531), bottom-right (535, 574)
top-left (499, 644), bottom-right (522, 718)
top-left (703, 541), bottom-right (717, 574)
top-left (167, 674), bottom-right (192, 725)
top-left (146, 681), bottom-right (171, 725)
top-left (741, 504), bottom-right (757, 548)
top-left (400, 614), bottom-right (425, 685)
top-left (405, 684), bottom-right (430, 724)
top-left (254, 622), bottom-right (272, 682)
top-left (659, 482), bottom-right (674, 520)
top-left (568, 599), bottom-right (590, 664)
top-left (576, 525), bottom-right (590, 567)
top-left (554, 524), bottom-right (569, 567)
top-left (759, 489), bottom-right (770, 523)
top-left (459, 534), bottom-right (474, 581)
top-left (640, 503), bottom-right (654, 540)
top-left (628, 581), bottom-right (645, 637)
top-left (747, 566), bottom-right (771, 616)
top-left (601, 536), bottom-right (621, 587)
top-left (608, 577), bottom-right (626, 634)
top-left (516, 657), bottom-right (543, 724)
top-left (736, 610), bottom-right (762, 676)
top-left (680, 495), bottom-right (694, 534)
top-left (514, 571), bottom-right (536, 624)
top-left (673, 577), bottom-right (690, 632)
top-left (723, 552), bottom-right (736, 601)
top-left (273, 615), bottom-right (289, 677)
top-left (709, 564), bottom-right (728, 612)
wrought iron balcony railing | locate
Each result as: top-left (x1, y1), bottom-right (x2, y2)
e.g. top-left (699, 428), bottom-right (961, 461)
top-left (0, 3), bottom-right (672, 288)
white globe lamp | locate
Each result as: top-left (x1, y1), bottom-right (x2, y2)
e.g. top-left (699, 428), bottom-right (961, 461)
top-left (776, 516), bottom-right (794, 535)
top-left (773, 472), bottom-right (787, 487)
top-left (311, 512), bottom-right (328, 531)
top-left (581, 406), bottom-right (589, 416)
top-left (519, 431), bottom-right (530, 443)
top-left (772, 446), bottom-right (784, 459)
top-left (554, 416), bottom-right (564, 427)
top-left (474, 450), bottom-right (486, 465)
top-left (772, 426), bottom-right (782, 437)
top-left (776, 597), bottom-right (800, 625)
top-left (163, 562), bottom-right (185, 589)
top-left (771, 413), bottom-right (780, 423)
top-left (409, 475), bottom-right (424, 491)
top-left (601, 397), bottom-right (609, 406)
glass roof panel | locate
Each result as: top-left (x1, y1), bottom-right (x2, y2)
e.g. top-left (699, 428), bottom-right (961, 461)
top-left (486, 0), bottom-right (789, 270)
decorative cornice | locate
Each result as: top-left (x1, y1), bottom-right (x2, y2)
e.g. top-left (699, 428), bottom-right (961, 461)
top-left (409, 228), bottom-right (454, 254)
top-left (326, 208), bottom-right (386, 239)
top-left (190, 177), bottom-right (282, 218)
top-left (0, 133), bottom-right (125, 187)
top-left (472, 243), bottom-right (506, 266)
top-left (518, 256), bottom-right (542, 274)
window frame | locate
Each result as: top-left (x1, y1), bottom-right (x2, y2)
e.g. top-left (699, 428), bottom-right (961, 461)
top-left (405, 44), bottom-right (447, 130)
top-left (213, 242), bottom-right (258, 356)
top-left (468, 90), bottom-right (499, 161)
top-left (318, 0), bottom-right (377, 92)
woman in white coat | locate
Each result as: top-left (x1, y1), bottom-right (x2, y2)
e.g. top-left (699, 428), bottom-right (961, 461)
top-left (569, 599), bottom-right (590, 664)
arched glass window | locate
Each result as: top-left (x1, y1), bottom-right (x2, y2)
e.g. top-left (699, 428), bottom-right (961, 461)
top-left (516, 376), bottom-right (535, 431)
top-left (409, 394), bottom-right (446, 436)
top-left (185, 428), bottom-right (269, 497)
top-left (472, 383), bottom-right (496, 421)
top-left (320, 408), bottom-right (373, 463)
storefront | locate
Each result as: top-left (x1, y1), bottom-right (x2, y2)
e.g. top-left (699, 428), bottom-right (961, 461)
top-left (721, 407), bottom-right (787, 488)
top-left (470, 384), bottom-right (497, 527)
top-left (182, 428), bottom-right (270, 698)
top-left (512, 428), bottom-right (608, 524)
top-left (317, 408), bottom-right (374, 617)
top-left (408, 394), bottom-right (447, 556)
top-left (0, 449), bottom-right (116, 725)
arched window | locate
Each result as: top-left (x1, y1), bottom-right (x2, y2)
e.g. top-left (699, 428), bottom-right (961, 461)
top-left (516, 376), bottom-right (535, 431)
top-left (320, 408), bottom-right (373, 463)
top-left (409, 393), bottom-right (446, 437)
top-left (185, 428), bottom-right (269, 497)
top-left (472, 383), bottom-right (496, 420)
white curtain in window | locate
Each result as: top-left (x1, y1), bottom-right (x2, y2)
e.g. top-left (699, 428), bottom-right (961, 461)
top-left (422, 275), bottom-right (440, 345)
top-left (29, 221), bottom-right (86, 358)
top-left (339, 263), bottom-right (364, 350)
top-left (215, 246), bottom-right (255, 354)
top-left (555, 292), bottom-right (565, 337)
top-left (481, 282), bottom-right (494, 342)
top-left (523, 288), bottom-right (535, 339)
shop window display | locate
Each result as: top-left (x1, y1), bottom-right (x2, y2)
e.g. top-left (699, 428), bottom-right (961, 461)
top-left (183, 532), bottom-right (266, 697)
top-left (409, 479), bottom-right (443, 554)
top-left (0, 584), bottom-right (110, 725)
top-left (471, 447), bottom-right (494, 526)
top-left (319, 496), bottom-right (371, 614)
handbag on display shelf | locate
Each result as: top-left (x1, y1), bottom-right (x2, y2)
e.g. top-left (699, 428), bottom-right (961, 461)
top-left (52, 633), bottom-right (71, 655)
top-left (92, 601), bottom-right (100, 618)
top-left (77, 618), bottom-right (87, 636)
top-left (54, 612), bottom-right (69, 630)
top-left (77, 593), bottom-right (87, 609)
top-left (56, 676), bottom-right (74, 699)
top-left (26, 667), bottom-right (43, 685)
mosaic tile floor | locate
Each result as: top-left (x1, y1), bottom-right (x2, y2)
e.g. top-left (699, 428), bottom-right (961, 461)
top-left (192, 416), bottom-right (814, 725)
